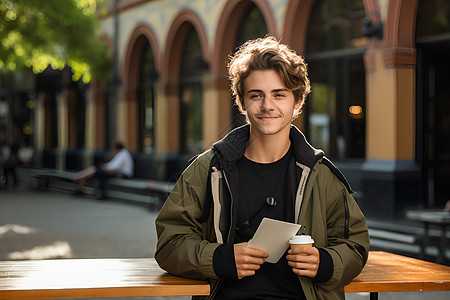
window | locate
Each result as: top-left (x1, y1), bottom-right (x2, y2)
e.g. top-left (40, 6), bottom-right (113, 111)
top-left (416, 0), bottom-right (450, 206)
top-left (416, 0), bottom-right (450, 40)
top-left (305, 0), bottom-right (367, 159)
top-left (179, 26), bottom-right (204, 154)
top-left (138, 41), bottom-right (156, 154)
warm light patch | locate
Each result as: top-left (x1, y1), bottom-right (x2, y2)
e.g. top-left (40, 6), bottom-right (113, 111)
top-left (348, 105), bottom-right (364, 119)
top-left (0, 224), bottom-right (36, 236)
top-left (8, 241), bottom-right (72, 260)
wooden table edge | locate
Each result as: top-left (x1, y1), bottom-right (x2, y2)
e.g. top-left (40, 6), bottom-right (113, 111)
top-left (0, 285), bottom-right (211, 299)
top-left (345, 282), bottom-right (450, 293)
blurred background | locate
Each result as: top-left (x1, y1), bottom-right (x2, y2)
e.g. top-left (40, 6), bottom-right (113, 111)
top-left (0, 0), bottom-right (449, 282)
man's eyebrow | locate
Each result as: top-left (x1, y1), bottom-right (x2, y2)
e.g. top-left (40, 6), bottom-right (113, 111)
top-left (246, 89), bottom-right (263, 94)
top-left (272, 88), bottom-right (289, 93)
top-left (246, 88), bottom-right (289, 93)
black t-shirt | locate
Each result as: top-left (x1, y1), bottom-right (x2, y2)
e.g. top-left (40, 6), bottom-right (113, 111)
top-left (216, 146), bottom-right (306, 300)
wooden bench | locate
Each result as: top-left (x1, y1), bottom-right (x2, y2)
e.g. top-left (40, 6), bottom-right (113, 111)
top-left (367, 219), bottom-right (423, 256)
top-left (406, 209), bottom-right (450, 263)
top-left (29, 148), bottom-right (189, 205)
top-left (105, 177), bottom-right (175, 206)
top-left (29, 168), bottom-right (175, 206)
top-left (1, 252), bottom-right (449, 299)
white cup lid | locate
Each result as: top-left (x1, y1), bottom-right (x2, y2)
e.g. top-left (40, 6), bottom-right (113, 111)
top-left (289, 235), bottom-right (314, 244)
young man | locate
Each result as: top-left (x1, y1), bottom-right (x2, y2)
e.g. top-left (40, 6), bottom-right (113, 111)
top-left (155, 36), bottom-right (369, 299)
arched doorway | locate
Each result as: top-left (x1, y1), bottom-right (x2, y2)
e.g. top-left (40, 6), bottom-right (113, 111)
top-left (124, 24), bottom-right (160, 152)
top-left (137, 40), bottom-right (157, 154)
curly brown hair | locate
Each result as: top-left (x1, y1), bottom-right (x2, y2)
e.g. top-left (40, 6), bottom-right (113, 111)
top-left (228, 35), bottom-right (311, 120)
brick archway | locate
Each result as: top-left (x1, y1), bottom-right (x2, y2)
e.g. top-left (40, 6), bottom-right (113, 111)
top-left (212, 0), bottom-right (277, 76)
top-left (161, 9), bottom-right (209, 151)
top-left (163, 9), bottom-right (209, 93)
top-left (121, 24), bottom-right (160, 150)
top-left (383, 0), bottom-right (420, 67)
top-left (124, 24), bottom-right (160, 101)
top-left (282, 0), bottom-right (314, 54)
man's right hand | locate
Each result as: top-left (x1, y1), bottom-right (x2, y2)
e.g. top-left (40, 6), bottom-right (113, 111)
top-left (234, 242), bottom-right (268, 279)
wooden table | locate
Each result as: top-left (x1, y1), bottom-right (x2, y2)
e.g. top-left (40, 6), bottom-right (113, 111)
top-left (345, 251), bottom-right (450, 299)
top-left (1, 252), bottom-right (449, 299)
top-left (406, 209), bottom-right (450, 263)
top-left (0, 258), bottom-right (210, 299)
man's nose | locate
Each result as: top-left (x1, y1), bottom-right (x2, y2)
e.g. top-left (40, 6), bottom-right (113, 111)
top-left (261, 97), bottom-right (275, 110)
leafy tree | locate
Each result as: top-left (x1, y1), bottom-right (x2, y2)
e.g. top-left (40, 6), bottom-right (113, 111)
top-left (0, 0), bottom-right (111, 83)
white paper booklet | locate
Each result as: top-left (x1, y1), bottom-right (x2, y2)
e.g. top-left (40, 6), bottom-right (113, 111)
top-left (248, 217), bottom-right (302, 263)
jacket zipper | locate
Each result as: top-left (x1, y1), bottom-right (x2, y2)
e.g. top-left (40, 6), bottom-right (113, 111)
top-left (222, 170), bottom-right (234, 243)
top-left (209, 169), bottom-right (233, 299)
top-left (342, 189), bottom-right (349, 239)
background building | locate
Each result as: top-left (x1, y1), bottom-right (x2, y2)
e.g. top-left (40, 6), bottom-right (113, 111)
top-left (3, 0), bottom-right (450, 220)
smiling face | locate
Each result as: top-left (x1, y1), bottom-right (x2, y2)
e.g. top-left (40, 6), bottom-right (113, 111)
top-left (243, 69), bottom-right (302, 138)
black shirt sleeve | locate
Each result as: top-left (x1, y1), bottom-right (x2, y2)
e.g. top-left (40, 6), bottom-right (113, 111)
top-left (213, 243), bottom-right (238, 279)
top-left (313, 248), bottom-right (334, 283)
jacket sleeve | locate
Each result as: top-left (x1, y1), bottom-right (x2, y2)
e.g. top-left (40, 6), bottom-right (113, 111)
top-left (154, 150), bottom-right (220, 280)
top-left (313, 165), bottom-right (370, 291)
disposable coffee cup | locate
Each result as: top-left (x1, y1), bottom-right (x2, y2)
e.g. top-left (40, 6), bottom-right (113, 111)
top-left (289, 235), bottom-right (314, 255)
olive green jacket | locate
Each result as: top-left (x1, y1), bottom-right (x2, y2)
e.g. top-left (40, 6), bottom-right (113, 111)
top-left (155, 125), bottom-right (369, 300)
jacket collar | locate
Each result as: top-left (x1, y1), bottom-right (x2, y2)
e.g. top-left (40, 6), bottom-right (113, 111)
top-left (212, 124), bottom-right (324, 169)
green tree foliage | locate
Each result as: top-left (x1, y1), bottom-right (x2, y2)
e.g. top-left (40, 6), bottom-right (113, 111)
top-left (0, 0), bottom-right (111, 83)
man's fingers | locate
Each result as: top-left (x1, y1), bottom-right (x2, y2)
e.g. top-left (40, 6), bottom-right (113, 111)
top-left (236, 269), bottom-right (256, 279)
top-left (288, 246), bottom-right (316, 255)
top-left (286, 253), bottom-right (319, 264)
top-left (239, 244), bottom-right (269, 258)
top-left (287, 261), bottom-right (316, 270)
top-left (290, 267), bottom-right (317, 277)
top-left (286, 246), bottom-right (320, 278)
top-left (236, 262), bottom-right (263, 279)
top-left (234, 242), bottom-right (268, 279)
top-left (239, 261), bottom-right (263, 270)
top-left (236, 255), bottom-right (266, 265)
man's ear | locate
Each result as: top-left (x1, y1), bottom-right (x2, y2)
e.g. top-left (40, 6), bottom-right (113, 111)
top-left (294, 99), bottom-right (303, 110)
top-left (241, 99), bottom-right (247, 112)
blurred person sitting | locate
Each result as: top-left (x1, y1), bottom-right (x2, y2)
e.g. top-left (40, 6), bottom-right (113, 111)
top-left (444, 200), bottom-right (450, 212)
top-left (0, 140), bottom-right (10, 164)
top-left (0, 140), bottom-right (10, 188)
top-left (1, 142), bottom-right (19, 189)
top-left (73, 142), bottom-right (134, 200)
top-left (17, 141), bottom-right (34, 167)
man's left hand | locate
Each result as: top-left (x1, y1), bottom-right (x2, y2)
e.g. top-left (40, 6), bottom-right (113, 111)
top-left (286, 246), bottom-right (320, 278)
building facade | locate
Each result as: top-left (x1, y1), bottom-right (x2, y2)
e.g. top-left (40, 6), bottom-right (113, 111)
top-left (5, 0), bottom-right (449, 219)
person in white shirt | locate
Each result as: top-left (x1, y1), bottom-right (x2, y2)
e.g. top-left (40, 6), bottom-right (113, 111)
top-left (73, 142), bottom-right (134, 199)
top-left (17, 141), bottom-right (34, 166)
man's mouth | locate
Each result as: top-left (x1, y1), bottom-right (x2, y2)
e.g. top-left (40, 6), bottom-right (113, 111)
top-left (257, 115), bottom-right (279, 121)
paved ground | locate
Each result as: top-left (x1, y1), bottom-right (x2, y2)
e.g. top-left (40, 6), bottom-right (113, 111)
top-left (0, 186), bottom-right (448, 299)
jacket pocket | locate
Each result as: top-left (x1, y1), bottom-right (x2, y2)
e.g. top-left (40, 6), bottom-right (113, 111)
top-left (342, 189), bottom-right (349, 239)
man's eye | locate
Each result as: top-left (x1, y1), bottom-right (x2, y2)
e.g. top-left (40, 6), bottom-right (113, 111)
top-left (274, 93), bottom-right (286, 98)
top-left (250, 94), bottom-right (262, 99)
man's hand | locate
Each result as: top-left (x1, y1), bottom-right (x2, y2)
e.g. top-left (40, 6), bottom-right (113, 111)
top-left (286, 246), bottom-right (320, 278)
top-left (234, 242), bottom-right (268, 279)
